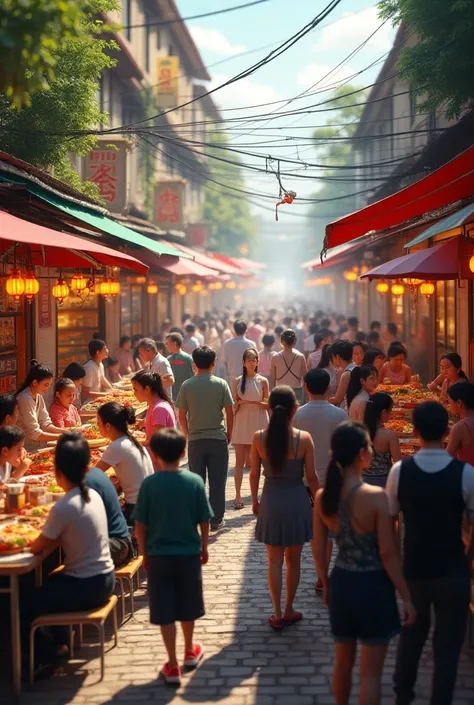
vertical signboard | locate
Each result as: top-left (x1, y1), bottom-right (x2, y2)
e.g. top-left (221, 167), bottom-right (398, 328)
top-left (154, 181), bottom-right (186, 231)
top-left (86, 140), bottom-right (127, 211)
top-left (155, 56), bottom-right (180, 108)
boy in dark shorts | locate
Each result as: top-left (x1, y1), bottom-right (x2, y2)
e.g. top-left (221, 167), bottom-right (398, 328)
top-left (134, 428), bottom-right (213, 685)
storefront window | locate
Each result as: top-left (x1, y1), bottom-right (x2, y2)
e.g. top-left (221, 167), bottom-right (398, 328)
top-left (0, 292), bottom-right (21, 392)
top-left (57, 293), bottom-right (100, 372)
top-left (435, 280), bottom-right (456, 357)
top-left (121, 283), bottom-right (144, 337)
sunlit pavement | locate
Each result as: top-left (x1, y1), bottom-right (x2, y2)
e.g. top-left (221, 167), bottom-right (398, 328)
top-left (5, 452), bottom-right (474, 705)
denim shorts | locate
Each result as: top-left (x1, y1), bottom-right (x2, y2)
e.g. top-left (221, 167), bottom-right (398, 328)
top-left (329, 566), bottom-right (400, 645)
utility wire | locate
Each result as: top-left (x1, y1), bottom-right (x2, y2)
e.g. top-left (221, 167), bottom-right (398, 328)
top-left (122, 0), bottom-right (272, 30)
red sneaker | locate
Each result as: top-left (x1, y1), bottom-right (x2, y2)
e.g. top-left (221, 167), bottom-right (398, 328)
top-left (184, 643), bottom-right (204, 668)
top-left (160, 662), bottom-right (181, 685)
top-left (315, 579), bottom-right (324, 592)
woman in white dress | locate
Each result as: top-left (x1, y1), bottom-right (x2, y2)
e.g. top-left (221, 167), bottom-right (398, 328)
top-left (232, 349), bottom-right (269, 510)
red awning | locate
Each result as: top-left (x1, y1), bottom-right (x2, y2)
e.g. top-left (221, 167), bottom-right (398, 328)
top-left (325, 145), bottom-right (474, 249)
top-left (0, 210), bottom-right (148, 274)
top-left (360, 237), bottom-right (474, 281)
top-left (206, 252), bottom-right (244, 275)
top-left (146, 253), bottom-right (220, 278)
top-left (233, 257), bottom-right (267, 271)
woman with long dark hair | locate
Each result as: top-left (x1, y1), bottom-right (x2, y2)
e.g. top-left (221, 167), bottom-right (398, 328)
top-left (347, 365), bottom-right (378, 422)
top-left (132, 370), bottom-right (176, 445)
top-left (313, 421), bottom-right (415, 705)
top-left (250, 386), bottom-right (319, 629)
top-left (429, 353), bottom-right (469, 403)
top-left (25, 432), bottom-right (115, 676)
top-left (231, 349), bottom-right (269, 510)
top-left (317, 344), bottom-right (337, 396)
top-left (95, 402), bottom-right (153, 523)
top-left (363, 392), bottom-right (401, 487)
top-left (16, 361), bottom-right (65, 451)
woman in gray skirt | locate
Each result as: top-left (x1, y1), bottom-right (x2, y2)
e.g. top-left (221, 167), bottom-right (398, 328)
top-left (250, 386), bottom-right (319, 629)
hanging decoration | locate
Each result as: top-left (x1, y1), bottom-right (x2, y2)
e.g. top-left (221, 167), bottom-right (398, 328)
top-left (23, 270), bottom-right (40, 302)
top-left (52, 273), bottom-right (69, 306)
top-left (391, 281), bottom-right (405, 297)
top-left (420, 281), bottom-right (435, 298)
top-left (375, 280), bottom-right (389, 294)
top-left (343, 269), bottom-right (358, 282)
top-left (266, 158), bottom-right (297, 221)
top-left (70, 270), bottom-right (88, 294)
top-left (226, 281), bottom-right (237, 290)
top-left (99, 274), bottom-right (120, 300)
top-left (6, 268), bottom-right (25, 300)
top-left (147, 281), bottom-right (159, 295)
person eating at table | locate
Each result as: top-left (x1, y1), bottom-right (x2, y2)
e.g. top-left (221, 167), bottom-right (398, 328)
top-left (132, 370), bottom-right (176, 446)
top-left (378, 342), bottom-right (412, 385)
top-left (0, 426), bottom-right (31, 482)
top-left (63, 362), bottom-right (86, 409)
top-left (446, 381), bottom-right (474, 464)
top-left (428, 353), bottom-right (468, 403)
top-left (82, 339), bottom-right (114, 404)
top-left (16, 362), bottom-right (65, 452)
top-left (49, 378), bottom-right (82, 429)
top-left (23, 432), bottom-right (115, 678)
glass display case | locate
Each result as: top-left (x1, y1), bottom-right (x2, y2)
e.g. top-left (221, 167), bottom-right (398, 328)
top-left (57, 294), bottom-right (100, 372)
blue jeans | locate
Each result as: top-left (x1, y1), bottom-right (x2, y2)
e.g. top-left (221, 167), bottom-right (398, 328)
top-left (188, 439), bottom-right (229, 523)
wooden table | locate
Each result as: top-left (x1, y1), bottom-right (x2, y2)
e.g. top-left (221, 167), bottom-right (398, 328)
top-left (0, 549), bottom-right (54, 700)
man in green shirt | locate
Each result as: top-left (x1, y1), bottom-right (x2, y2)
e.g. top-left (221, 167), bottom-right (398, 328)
top-left (176, 346), bottom-right (234, 531)
top-left (165, 332), bottom-right (194, 400)
top-left (134, 428), bottom-right (213, 685)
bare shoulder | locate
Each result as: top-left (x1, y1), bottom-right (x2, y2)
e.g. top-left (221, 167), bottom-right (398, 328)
top-left (297, 429), bottom-right (314, 446)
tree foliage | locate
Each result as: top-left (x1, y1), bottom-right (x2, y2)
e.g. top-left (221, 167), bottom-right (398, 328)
top-left (0, 0), bottom-right (119, 198)
top-left (202, 131), bottom-right (257, 256)
top-left (307, 85), bottom-right (367, 254)
top-left (378, 0), bottom-right (474, 118)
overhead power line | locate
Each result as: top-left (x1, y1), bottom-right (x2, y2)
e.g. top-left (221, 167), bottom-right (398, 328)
top-left (122, 0), bottom-right (272, 30)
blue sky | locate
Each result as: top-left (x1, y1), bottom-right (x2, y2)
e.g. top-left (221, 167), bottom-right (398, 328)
top-left (176, 0), bottom-right (397, 222)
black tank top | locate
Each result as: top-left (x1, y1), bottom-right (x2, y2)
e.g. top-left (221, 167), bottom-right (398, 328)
top-left (398, 457), bottom-right (468, 580)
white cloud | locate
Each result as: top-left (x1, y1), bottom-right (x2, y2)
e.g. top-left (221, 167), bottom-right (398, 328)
top-left (190, 27), bottom-right (246, 56)
top-left (313, 6), bottom-right (395, 53)
top-left (209, 73), bottom-right (285, 114)
top-left (296, 62), bottom-right (355, 89)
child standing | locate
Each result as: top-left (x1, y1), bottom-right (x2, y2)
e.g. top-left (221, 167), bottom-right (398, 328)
top-left (134, 428), bottom-right (213, 685)
top-left (49, 378), bottom-right (82, 428)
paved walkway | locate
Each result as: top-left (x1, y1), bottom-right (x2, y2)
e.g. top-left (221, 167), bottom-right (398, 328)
top-left (5, 463), bottom-right (474, 705)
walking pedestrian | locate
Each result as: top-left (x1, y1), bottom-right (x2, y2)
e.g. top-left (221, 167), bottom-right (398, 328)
top-left (328, 340), bottom-right (355, 411)
top-left (250, 386), bottom-right (319, 628)
top-left (177, 346), bottom-right (234, 531)
top-left (165, 332), bottom-right (194, 400)
top-left (221, 320), bottom-right (256, 385)
top-left (313, 421), bottom-right (415, 705)
top-left (231, 349), bottom-right (269, 510)
top-left (363, 392), bottom-right (401, 487)
top-left (134, 429), bottom-right (212, 686)
top-left (386, 401), bottom-right (474, 705)
top-left (347, 365), bottom-right (378, 422)
top-left (271, 329), bottom-right (307, 405)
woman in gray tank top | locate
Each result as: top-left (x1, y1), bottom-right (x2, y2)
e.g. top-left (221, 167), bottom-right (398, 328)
top-left (313, 421), bottom-right (415, 705)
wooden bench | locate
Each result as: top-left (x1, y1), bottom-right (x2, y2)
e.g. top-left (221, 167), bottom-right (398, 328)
top-left (29, 594), bottom-right (118, 684)
top-left (115, 555), bottom-right (144, 623)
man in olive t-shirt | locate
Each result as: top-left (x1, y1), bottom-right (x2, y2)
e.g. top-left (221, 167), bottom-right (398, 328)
top-left (165, 332), bottom-right (194, 399)
top-left (176, 346), bottom-right (234, 531)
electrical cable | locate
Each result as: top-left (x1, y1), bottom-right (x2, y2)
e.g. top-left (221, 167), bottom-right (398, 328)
top-left (122, 0), bottom-right (272, 30)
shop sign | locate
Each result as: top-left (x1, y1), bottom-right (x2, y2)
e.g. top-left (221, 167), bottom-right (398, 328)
top-left (155, 56), bottom-right (180, 108)
top-left (188, 223), bottom-right (208, 249)
top-left (154, 181), bottom-right (185, 230)
top-left (86, 140), bottom-right (127, 211)
top-left (38, 279), bottom-right (52, 328)
top-left (0, 374), bottom-right (17, 393)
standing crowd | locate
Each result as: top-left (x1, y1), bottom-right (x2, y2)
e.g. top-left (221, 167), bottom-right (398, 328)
top-left (3, 306), bottom-right (474, 705)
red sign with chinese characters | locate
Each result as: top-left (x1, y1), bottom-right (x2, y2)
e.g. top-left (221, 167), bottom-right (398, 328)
top-left (86, 140), bottom-right (127, 212)
top-left (38, 279), bottom-right (52, 328)
top-left (154, 181), bottom-right (185, 230)
top-left (188, 223), bottom-right (209, 248)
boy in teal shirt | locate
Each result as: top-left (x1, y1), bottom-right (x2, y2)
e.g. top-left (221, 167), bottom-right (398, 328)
top-left (134, 428), bottom-right (213, 685)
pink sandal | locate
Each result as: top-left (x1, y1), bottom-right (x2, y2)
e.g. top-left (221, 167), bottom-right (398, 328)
top-left (268, 615), bottom-right (285, 630)
top-left (283, 611), bottom-right (303, 625)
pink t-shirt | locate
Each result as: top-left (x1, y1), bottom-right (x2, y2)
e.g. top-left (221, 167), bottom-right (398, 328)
top-left (145, 399), bottom-right (176, 440)
top-left (49, 400), bottom-right (81, 428)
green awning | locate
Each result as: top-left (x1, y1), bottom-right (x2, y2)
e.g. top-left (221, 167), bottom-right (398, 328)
top-left (404, 203), bottom-right (474, 248)
top-left (0, 173), bottom-right (189, 259)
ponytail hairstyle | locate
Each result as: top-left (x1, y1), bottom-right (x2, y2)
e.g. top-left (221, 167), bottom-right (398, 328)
top-left (132, 370), bottom-right (175, 412)
top-left (97, 401), bottom-right (144, 455)
top-left (241, 348), bottom-right (259, 395)
top-left (441, 352), bottom-right (467, 379)
top-left (346, 365), bottom-right (377, 410)
top-left (317, 343), bottom-right (333, 370)
top-left (55, 432), bottom-right (91, 503)
top-left (265, 385), bottom-right (297, 473)
top-left (363, 392), bottom-right (393, 441)
top-left (54, 377), bottom-right (75, 396)
top-left (16, 360), bottom-right (54, 396)
top-left (322, 421), bottom-right (370, 516)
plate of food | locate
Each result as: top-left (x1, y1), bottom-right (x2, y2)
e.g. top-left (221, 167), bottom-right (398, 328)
top-left (385, 420), bottom-right (414, 437)
top-left (0, 522), bottom-right (41, 555)
top-left (26, 452), bottom-right (55, 476)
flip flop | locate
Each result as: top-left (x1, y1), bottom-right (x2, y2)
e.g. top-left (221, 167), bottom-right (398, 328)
top-left (233, 501), bottom-right (244, 510)
top-left (283, 611), bottom-right (303, 625)
top-left (268, 615), bottom-right (285, 630)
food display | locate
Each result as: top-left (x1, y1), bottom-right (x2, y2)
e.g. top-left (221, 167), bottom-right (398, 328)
top-left (385, 420), bottom-right (414, 437)
top-left (378, 384), bottom-right (437, 407)
top-left (27, 451), bottom-right (54, 476)
top-left (0, 521), bottom-right (41, 554)
top-left (19, 504), bottom-right (52, 518)
top-left (399, 440), bottom-right (420, 457)
top-left (81, 391), bottom-right (135, 413)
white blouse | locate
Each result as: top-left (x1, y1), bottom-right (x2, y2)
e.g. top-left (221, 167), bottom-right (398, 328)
top-left (16, 387), bottom-right (53, 452)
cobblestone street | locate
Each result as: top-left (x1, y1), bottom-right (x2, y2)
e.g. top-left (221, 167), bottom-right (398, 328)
top-left (5, 461), bottom-right (474, 705)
